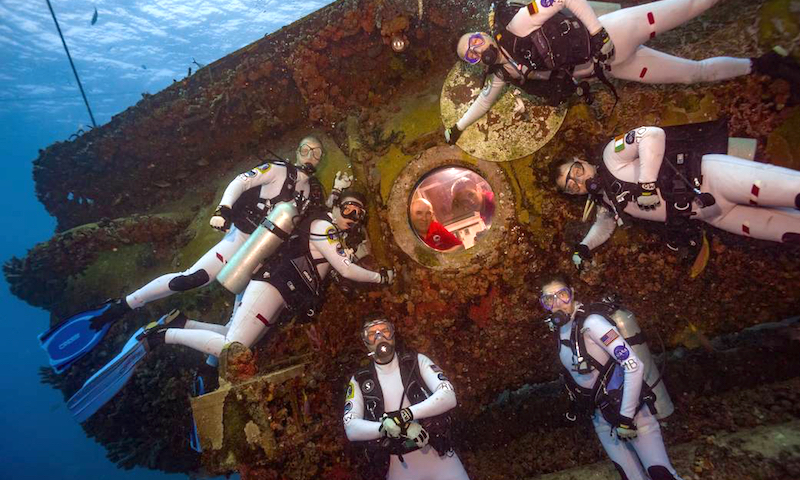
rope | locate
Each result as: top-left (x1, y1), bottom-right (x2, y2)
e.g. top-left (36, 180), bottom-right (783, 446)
top-left (45, 0), bottom-right (97, 128)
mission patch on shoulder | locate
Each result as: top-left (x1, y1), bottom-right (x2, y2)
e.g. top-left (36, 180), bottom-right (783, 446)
top-left (625, 130), bottom-right (635, 144)
top-left (346, 381), bottom-right (355, 400)
top-left (255, 163), bottom-right (271, 174)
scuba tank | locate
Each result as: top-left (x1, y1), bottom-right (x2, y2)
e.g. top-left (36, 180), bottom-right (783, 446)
top-left (605, 304), bottom-right (674, 419)
top-left (217, 201), bottom-right (300, 294)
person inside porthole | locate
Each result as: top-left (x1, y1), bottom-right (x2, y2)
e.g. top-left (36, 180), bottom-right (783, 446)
top-left (409, 167), bottom-right (494, 251)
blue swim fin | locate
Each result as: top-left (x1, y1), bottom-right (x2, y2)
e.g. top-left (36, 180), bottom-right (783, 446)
top-left (38, 303), bottom-right (116, 374)
top-left (188, 374), bottom-right (205, 453)
top-left (66, 311), bottom-right (173, 423)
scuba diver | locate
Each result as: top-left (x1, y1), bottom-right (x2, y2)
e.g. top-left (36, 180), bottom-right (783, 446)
top-left (141, 190), bottom-right (394, 358)
top-left (540, 274), bottom-right (682, 480)
top-left (66, 190), bottom-right (394, 423)
top-left (39, 136), bottom-right (328, 373)
top-left (551, 123), bottom-right (800, 268)
top-left (343, 318), bottom-right (471, 480)
top-left (445, 0), bottom-right (800, 144)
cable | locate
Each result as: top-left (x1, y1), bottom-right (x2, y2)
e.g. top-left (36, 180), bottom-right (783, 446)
top-left (45, 0), bottom-right (97, 127)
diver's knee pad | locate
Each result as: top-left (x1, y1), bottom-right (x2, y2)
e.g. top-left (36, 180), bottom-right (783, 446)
top-left (647, 465), bottom-right (677, 480)
top-left (782, 232), bottom-right (800, 245)
top-left (168, 269), bottom-right (210, 291)
top-left (612, 461), bottom-right (630, 480)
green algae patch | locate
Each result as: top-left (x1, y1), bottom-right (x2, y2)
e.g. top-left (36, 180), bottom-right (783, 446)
top-left (766, 106), bottom-right (800, 169)
top-left (758, 0), bottom-right (800, 60)
top-left (376, 93), bottom-right (442, 202)
top-left (62, 244), bottom-right (167, 303)
top-left (314, 135), bottom-right (354, 192)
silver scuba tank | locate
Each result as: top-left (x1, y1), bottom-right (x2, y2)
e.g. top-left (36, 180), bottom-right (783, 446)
top-left (609, 307), bottom-right (675, 419)
top-left (217, 201), bottom-right (300, 294)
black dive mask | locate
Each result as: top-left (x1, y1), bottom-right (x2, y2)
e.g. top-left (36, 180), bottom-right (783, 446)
top-left (481, 45), bottom-right (499, 65)
top-left (584, 176), bottom-right (602, 196)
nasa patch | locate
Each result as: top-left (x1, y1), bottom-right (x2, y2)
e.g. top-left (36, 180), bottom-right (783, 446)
top-left (362, 379), bottom-right (375, 394)
top-left (540, 0), bottom-right (555, 7)
top-left (325, 226), bottom-right (338, 244)
top-left (614, 345), bottom-right (630, 361)
top-left (346, 382), bottom-right (355, 400)
top-left (625, 130), bottom-right (635, 144)
top-left (438, 373), bottom-right (449, 381)
top-left (344, 401), bottom-right (353, 414)
top-left (336, 243), bottom-right (346, 256)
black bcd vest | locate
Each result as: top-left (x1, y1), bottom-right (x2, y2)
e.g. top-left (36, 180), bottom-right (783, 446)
top-left (592, 119), bottom-right (729, 230)
top-left (231, 161), bottom-right (300, 234)
top-left (351, 350), bottom-right (454, 480)
top-left (557, 302), bottom-right (656, 426)
top-left (253, 209), bottom-right (334, 316)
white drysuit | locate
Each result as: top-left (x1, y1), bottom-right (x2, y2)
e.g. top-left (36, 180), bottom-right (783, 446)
top-left (559, 304), bottom-right (682, 480)
top-left (344, 353), bottom-right (470, 480)
top-left (579, 126), bottom-right (800, 251)
top-left (164, 214), bottom-right (382, 356)
top-left (125, 162), bottom-right (311, 309)
top-left (457, 0), bottom-right (751, 131)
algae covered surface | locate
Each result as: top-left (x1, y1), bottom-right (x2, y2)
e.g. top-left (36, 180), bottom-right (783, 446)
top-left (440, 61), bottom-right (567, 161)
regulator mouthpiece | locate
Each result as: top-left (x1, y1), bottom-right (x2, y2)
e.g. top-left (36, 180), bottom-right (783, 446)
top-left (371, 341), bottom-right (394, 359)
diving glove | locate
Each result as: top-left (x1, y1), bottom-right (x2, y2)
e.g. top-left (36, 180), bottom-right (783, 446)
top-left (590, 27), bottom-right (615, 63)
top-left (380, 268), bottom-right (395, 285)
top-left (380, 407), bottom-right (413, 438)
top-left (572, 243), bottom-right (591, 269)
top-left (403, 422), bottom-right (430, 449)
top-left (635, 182), bottom-right (660, 210)
top-left (332, 171), bottom-right (353, 195)
top-left (445, 125), bottom-right (462, 145)
top-left (210, 205), bottom-right (233, 231)
top-left (615, 418), bottom-right (638, 440)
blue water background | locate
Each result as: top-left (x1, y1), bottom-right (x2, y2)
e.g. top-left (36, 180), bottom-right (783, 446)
top-left (1, 1), bottom-right (328, 477)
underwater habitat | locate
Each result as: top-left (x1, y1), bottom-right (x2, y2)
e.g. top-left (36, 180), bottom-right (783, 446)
top-left (4, 0), bottom-right (800, 478)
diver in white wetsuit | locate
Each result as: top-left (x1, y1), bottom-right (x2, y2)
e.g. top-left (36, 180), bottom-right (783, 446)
top-left (445, 0), bottom-right (800, 143)
top-left (540, 275), bottom-right (683, 480)
top-left (551, 124), bottom-right (800, 267)
top-left (147, 191), bottom-right (394, 357)
top-left (343, 318), bottom-right (471, 480)
top-left (84, 136), bottom-right (327, 328)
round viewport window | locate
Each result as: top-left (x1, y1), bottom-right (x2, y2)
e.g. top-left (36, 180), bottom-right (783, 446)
top-left (408, 166), bottom-right (495, 252)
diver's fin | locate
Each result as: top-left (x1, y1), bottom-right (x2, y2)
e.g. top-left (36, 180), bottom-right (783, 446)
top-left (38, 303), bottom-right (116, 374)
top-left (188, 374), bottom-right (206, 453)
top-left (66, 312), bottom-right (171, 423)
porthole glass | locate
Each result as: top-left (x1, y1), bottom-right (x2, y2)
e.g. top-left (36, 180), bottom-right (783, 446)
top-left (408, 166), bottom-right (495, 252)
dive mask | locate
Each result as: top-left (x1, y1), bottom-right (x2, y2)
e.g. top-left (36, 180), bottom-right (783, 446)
top-left (463, 33), bottom-right (486, 64)
top-left (540, 287), bottom-right (572, 311)
top-left (298, 143), bottom-right (323, 160)
top-left (340, 201), bottom-right (367, 223)
top-left (361, 319), bottom-right (395, 345)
